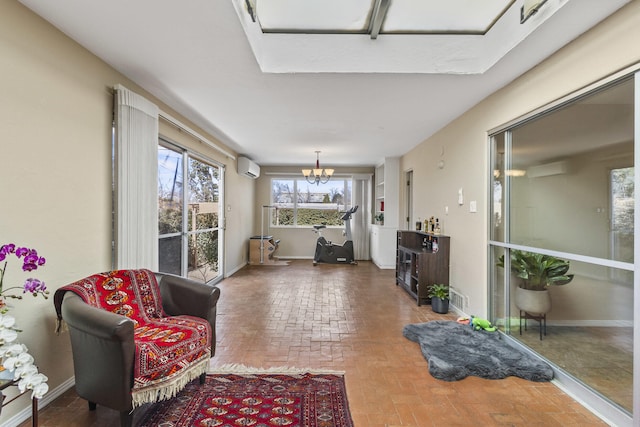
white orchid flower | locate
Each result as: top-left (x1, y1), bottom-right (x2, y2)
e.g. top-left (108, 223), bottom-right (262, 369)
top-left (31, 382), bottom-right (49, 399)
top-left (0, 328), bottom-right (18, 344)
top-left (13, 363), bottom-right (37, 380)
top-left (11, 343), bottom-right (28, 356)
top-left (0, 343), bottom-right (28, 358)
top-left (4, 351), bottom-right (35, 371)
top-left (18, 372), bottom-right (48, 395)
top-left (0, 343), bottom-right (22, 358)
top-left (0, 314), bottom-right (16, 329)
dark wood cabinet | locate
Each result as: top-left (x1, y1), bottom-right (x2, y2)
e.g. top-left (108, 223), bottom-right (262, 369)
top-left (396, 231), bottom-right (450, 306)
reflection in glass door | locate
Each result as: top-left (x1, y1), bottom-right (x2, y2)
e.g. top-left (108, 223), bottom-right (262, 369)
top-left (158, 142), bottom-right (223, 283)
top-left (488, 75), bottom-right (636, 426)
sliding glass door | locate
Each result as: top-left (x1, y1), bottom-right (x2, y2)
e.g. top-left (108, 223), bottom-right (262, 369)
top-left (158, 141), bottom-right (224, 283)
top-left (489, 74), bottom-right (636, 425)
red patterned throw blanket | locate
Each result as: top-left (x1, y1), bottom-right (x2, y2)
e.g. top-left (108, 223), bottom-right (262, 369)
top-left (54, 269), bottom-right (211, 407)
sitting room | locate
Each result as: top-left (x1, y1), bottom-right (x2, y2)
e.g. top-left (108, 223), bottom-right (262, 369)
top-left (1, 1), bottom-right (639, 426)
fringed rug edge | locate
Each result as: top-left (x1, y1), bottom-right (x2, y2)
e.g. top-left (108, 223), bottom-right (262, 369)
top-left (208, 362), bottom-right (345, 376)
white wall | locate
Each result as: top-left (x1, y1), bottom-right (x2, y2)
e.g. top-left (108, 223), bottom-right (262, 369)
top-left (0, 2), bottom-right (252, 422)
top-left (508, 142), bottom-right (634, 322)
top-left (401, 1), bottom-right (640, 317)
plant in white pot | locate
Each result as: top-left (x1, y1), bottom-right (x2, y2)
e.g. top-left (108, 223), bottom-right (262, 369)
top-left (427, 284), bottom-right (449, 314)
top-left (497, 250), bottom-right (574, 315)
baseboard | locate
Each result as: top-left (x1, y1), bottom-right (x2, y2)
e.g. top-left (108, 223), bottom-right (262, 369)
top-left (2, 376), bottom-right (75, 427)
top-left (267, 256), bottom-right (376, 264)
top-left (373, 264), bottom-right (395, 269)
top-left (450, 306), bottom-right (467, 317)
top-left (500, 317), bottom-right (632, 328)
top-left (546, 319), bottom-right (633, 327)
top-left (225, 261), bottom-right (247, 277)
top-left (275, 256), bottom-right (312, 260)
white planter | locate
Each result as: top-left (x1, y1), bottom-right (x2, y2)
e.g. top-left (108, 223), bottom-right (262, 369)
top-left (514, 287), bottom-right (551, 315)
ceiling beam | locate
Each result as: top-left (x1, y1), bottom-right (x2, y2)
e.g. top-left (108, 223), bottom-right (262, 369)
top-left (369, 0), bottom-right (390, 39)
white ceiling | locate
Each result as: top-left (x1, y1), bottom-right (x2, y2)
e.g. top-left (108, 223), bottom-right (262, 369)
top-left (19, 0), bottom-right (629, 167)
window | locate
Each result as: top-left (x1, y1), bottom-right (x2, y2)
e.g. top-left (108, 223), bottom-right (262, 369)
top-left (611, 166), bottom-right (634, 283)
top-left (271, 178), bottom-right (352, 226)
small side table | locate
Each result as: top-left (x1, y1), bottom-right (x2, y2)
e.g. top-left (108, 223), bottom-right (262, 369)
top-left (0, 377), bottom-right (38, 426)
top-left (519, 310), bottom-right (547, 340)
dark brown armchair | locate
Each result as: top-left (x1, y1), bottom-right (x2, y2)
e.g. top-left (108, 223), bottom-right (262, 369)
top-left (55, 271), bottom-right (220, 427)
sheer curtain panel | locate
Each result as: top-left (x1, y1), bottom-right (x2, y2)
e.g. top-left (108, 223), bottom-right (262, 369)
top-left (352, 175), bottom-right (371, 260)
top-left (114, 84), bottom-right (159, 270)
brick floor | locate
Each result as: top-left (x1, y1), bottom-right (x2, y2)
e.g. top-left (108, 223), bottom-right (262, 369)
top-left (21, 260), bottom-right (607, 426)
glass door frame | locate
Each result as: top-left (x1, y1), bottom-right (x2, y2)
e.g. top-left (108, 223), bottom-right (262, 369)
top-left (487, 65), bottom-right (639, 427)
top-left (158, 139), bottom-right (225, 284)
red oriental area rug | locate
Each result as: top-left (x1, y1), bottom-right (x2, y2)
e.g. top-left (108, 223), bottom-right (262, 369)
top-left (138, 366), bottom-right (354, 427)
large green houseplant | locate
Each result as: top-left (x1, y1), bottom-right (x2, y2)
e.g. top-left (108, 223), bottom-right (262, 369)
top-left (497, 250), bottom-right (574, 290)
top-left (497, 250), bottom-right (574, 314)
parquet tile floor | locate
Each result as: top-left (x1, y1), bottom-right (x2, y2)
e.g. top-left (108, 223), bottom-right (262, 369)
top-left (20, 260), bottom-right (607, 426)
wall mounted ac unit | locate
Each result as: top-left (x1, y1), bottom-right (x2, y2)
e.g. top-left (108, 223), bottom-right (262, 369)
top-left (527, 161), bottom-right (568, 178)
top-left (238, 156), bottom-right (260, 179)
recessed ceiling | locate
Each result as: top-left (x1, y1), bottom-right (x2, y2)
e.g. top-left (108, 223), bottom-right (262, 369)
top-left (234, 0), bottom-right (607, 74)
top-left (256, 0), bottom-right (512, 34)
top-left (18, 0), bottom-right (630, 167)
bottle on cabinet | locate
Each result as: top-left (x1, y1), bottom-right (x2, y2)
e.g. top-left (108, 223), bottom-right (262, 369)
top-left (421, 215), bottom-right (443, 235)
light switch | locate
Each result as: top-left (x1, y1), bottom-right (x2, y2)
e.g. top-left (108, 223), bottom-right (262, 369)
top-left (458, 188), bottom-right (463, 205)
top-left (469, 201), bottom-right (477, 213)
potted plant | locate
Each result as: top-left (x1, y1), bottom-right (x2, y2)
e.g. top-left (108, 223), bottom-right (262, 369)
top-left (497, 250), bottom-right (574, 315)
top-left (427, 284), bottom-right (449, 314)
top-left (374, 213), bottom-right (384, 225)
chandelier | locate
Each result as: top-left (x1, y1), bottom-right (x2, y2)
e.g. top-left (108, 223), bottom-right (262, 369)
top-left (302, 151), bottom-right (334, 185)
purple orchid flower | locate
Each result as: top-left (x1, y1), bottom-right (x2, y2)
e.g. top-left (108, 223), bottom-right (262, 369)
top-left (0, 243), bottom-right (49, 302)
top-left (23, 278), bottom-right (47, 295)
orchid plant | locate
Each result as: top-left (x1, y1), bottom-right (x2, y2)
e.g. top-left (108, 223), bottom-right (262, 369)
top-left (0, 243), bottom-right (49, 399)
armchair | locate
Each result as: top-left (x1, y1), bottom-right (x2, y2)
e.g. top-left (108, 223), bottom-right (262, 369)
top-left (54, 269), bottom-right (220, 427)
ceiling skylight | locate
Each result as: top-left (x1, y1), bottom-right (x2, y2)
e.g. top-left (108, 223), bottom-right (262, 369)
top-left (382, 0), bottom-right (512, 33)
top-left (256, 0), bottom-right (513, 36)
top-left (257, 0), bottom-right (372, 33)
top-left (234, 0), bottom-right (578, 74)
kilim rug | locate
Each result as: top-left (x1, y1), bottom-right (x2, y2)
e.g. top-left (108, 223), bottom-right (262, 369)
top-left (138, 365), bottom-right (355, 427)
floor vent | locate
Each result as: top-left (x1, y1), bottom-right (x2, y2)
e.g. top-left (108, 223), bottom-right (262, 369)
top-left (449, 287), bottom-right (466, 311)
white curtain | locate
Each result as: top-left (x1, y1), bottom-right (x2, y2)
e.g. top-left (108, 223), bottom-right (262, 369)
top-left (352, 174), bottom-right (372, 260)
top-left (114, 85), bottom-right (159, 270)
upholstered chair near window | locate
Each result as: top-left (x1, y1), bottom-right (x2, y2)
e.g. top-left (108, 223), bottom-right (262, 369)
top-left (54, 269), bottom-right (220, 427)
